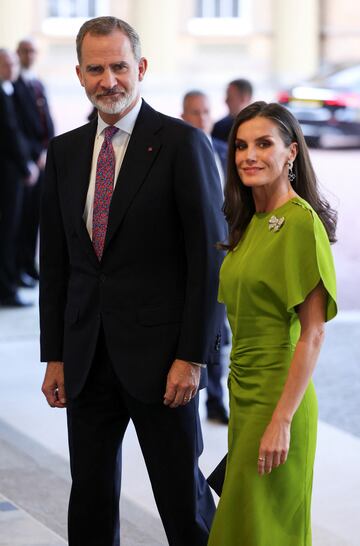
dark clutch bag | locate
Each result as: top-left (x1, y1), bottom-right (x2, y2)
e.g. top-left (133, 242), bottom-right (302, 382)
top-left (207, 453), bottom-right (227, 496)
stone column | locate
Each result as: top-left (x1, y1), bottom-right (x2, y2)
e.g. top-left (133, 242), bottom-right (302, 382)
top-left (129, 0), bottom-right (179, 74)
top-left (0, 0), bottom-right (34, 48)
top-left (273, 0), bottom-right (320, 84)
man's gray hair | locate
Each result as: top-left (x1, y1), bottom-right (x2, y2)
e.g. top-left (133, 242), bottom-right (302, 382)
top-left (76, 16), bottom-right (142, 64)
top-left (182, 89), bottom-right (208, 109)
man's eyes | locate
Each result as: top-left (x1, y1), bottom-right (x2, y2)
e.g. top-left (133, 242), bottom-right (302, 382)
top-left (86, 64), bottom-right (128, 74)
top-left (87, 66), bottom-right (103, 74)
top-left (112, 63), bottom-right (127, 72)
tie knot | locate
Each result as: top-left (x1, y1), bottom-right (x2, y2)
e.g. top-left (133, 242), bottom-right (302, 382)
top-left (104, 125), bottom-right (119, 142)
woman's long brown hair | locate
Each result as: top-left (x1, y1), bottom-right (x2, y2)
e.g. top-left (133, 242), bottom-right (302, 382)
top-left (221, 101), bottom-right (337, 250)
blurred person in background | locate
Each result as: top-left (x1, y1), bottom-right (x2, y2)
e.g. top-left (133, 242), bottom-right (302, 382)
top-left (0, 48), bottom-right (38, 308)
top-left (212, 78), bottom-right (253, 143)
top-left (14, 38), bottom-right (54, 286)
top-left (182, 89), bottom-right (230, 424)
top-left (208, 101), bottom-right (337, 546)
top-left (39, 16), bottom-right (225, 546)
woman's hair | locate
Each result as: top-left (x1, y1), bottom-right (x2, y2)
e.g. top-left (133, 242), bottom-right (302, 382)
top-left (222, 101), bottom-right (337, 250)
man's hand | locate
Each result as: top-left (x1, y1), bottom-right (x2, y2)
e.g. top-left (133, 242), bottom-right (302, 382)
top-left (41, 361), bottom-right (67, 408)
top-left (37, 150), bottom-right (47, 171)
top-left (25, 161), bottom-right (40, 187)
top-left (163, 359), bottom-right (200, 408)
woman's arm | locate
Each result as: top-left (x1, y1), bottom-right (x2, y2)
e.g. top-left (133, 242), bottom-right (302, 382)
top-left (257, 282), bottom-right (327, 476)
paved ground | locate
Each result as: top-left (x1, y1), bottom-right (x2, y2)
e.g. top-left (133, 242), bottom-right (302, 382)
top-left (314, 315), bottom-right (360, 437)
top-left (310, 149), bottom-right (360, 311)
top-left (0, 419), bottom-right (166, 546)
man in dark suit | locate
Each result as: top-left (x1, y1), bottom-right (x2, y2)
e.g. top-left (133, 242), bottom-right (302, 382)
top-left (181, 90), bottom-right (227, 185)
top-left (0, 48), bottom-right (37, 307)
top-left (181, 90), bottom-right (230, 425)
top-left (40, 17), bottom-right (225, 546)
top-left (212, 78), bottom-right (253, 143)
top-left (14, 38), bottom-right (54, 285)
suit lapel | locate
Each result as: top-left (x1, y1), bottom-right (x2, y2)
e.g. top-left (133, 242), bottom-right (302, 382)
top-left (68, 119), bottom-right (99, 266)
top-left (103, 101), bottom-right (162, 253)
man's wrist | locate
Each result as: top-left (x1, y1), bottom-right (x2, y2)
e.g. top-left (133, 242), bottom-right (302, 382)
top-left (190, 361), bottom-right (207, 369)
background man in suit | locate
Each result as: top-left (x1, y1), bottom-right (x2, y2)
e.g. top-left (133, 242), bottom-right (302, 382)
top-left (40, 16), bottom-right (225, 546)
top-left (0, 48), bottom-right (37, 307)
top-left (181, 89), bottom-right (230, 425)
top-left (14, 38), bottom-right (54, 286)
top-left (212, 78), bottom-right (253, 142)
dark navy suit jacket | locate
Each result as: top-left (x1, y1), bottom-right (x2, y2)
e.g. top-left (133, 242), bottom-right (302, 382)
top-left (212, 136), bottom-right (228, 177)
top-left (40, 100), bottom-right (226, 402)
top-left (13, 76), bottom-right (54, 161)
top-left (211, 114), bottom-right (234, 143)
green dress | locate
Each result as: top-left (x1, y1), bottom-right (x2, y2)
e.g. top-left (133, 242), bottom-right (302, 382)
top-left (208, 197), bottom-right (337, 546)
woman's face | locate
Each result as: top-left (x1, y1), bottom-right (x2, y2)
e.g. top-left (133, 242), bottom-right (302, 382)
top-left (234, 116), bottom-right (297, 190)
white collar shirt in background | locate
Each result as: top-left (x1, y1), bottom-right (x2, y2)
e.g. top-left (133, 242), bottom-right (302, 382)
top-left (84, 97), bottom-right (142, 239)
top-left (206, 133), bottom-right (225, 192)
top-left (20, 68), bottom-right (37, 82)
top-left (1, 80), bottom-right (14, 95)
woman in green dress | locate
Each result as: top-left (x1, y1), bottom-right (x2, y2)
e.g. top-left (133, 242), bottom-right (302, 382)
top-left (208, 101), bottom-right (337, 546)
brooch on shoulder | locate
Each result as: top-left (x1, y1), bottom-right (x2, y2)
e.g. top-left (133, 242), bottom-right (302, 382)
top-left (268, 215), bottom-right (285, 232)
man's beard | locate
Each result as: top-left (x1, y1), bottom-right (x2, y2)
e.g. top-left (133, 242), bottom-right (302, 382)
top-left (87, 86), bottom-right (136, 115)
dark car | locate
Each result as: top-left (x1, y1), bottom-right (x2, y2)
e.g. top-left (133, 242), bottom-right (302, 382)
top-left (278, 63), bottom-right (360, 147)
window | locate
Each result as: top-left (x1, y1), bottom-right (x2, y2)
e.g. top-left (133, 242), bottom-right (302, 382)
top-left (43, 0), bottom-right (109, 36)
top-left (48, 0), bottom-right (97, 18)
top-left (196, 0), bottom-right (242, 18)
top-left (189, 0), bottom-right (251, 36)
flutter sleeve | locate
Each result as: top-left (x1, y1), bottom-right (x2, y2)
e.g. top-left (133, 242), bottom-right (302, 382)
top-left (284, 204), bottom-right (337, 321)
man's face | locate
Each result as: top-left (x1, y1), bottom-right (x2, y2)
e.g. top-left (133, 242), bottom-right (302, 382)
top-left (182, 94), bottom-right (212, 135)
top-left (76, 29), bottom-right (147, 122)
top-left (0, 52), bottom-right (19, 82)
top-left (17, 41), bottom-right (37, 69)
top-left (226, 84), bottom-right (251, 117)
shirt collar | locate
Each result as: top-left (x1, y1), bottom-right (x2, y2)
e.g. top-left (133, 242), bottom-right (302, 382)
top-left (1, 81), bottom-right (14, 95)
top-left (96, 97), bottom-right (142, 137)
top-left (21, 68), bottom-right (37, 82)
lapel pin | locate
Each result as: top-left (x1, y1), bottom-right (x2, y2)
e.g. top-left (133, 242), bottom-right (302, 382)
top-left (147, 146), bottom-right (153, 152)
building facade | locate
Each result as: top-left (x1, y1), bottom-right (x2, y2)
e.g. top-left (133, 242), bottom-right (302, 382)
top-left (1, 0), bottom-right (359, 132)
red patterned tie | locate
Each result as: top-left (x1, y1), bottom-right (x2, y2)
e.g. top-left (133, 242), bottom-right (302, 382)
top-left (92, 125), bottom-right (119, 260)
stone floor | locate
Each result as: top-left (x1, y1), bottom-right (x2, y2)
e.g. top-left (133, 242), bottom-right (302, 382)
top-left (0, 283), bottom-right (359, 545)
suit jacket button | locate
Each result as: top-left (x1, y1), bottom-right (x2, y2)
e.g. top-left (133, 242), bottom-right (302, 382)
top-left (99, 274), bottom-right (106, 283)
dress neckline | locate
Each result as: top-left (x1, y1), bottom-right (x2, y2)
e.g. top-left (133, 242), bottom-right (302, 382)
top-left (254, 197), bottom-right (301, 219)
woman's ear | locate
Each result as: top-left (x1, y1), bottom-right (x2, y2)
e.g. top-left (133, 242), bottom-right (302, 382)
top-left (289, 141), bottom-right (298, 163)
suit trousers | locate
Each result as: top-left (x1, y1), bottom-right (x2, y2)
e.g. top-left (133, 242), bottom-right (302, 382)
top-left (66, 328), bottom-right (215, 546)
top-left (206, 360), bottom-right (224, 410)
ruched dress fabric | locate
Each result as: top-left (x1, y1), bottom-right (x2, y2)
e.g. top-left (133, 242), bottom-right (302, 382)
top-left (208, 197), bottom-right (337, 546)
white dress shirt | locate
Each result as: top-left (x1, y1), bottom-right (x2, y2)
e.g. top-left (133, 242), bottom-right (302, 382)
top-left (1, 80), bottom-right (14, 95)
top-left (83, 98), bottom-right (142, 239)
top-left (20, 67), bottom-right (37, 82)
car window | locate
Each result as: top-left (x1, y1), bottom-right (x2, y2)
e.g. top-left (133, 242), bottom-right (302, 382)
top-left (324, 65), bottom-right (360, 90)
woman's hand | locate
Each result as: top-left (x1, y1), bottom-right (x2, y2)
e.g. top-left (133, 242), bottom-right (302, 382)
top-left (257, 417), bottom-right (291, 475)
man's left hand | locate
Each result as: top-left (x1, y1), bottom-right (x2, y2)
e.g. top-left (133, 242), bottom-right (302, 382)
top-left (163, 359), bottom-right (200, 408)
